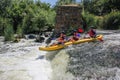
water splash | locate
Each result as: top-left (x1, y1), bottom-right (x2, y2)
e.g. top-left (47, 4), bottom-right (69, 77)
top-left (0, 39), bottom-right (52, 80)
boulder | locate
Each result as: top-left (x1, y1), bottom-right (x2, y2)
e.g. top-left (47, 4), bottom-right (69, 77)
top-left (35, 36), bottom-right (45, 43)
top-left (28, 34), bottom-right (36, 39)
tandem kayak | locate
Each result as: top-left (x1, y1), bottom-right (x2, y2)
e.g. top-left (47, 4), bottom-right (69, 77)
top-left (39, 35), bottom-right (103, 51)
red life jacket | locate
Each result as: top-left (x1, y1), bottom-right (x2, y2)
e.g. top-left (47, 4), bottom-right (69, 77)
top-left (88, 29), bottom-right (96, 37)
top-left (60, 33), bottom-right (65, 39)
top-left (58, 33), bottom-right (66, 43)
top-left (73, 32), bottom-right (77, 37)
top-left (73, 32), bottom-right (79, 40)
top-left (78, 28), bottom-right (84, 33)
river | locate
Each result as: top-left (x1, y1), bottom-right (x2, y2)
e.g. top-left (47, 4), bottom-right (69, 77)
top-left (0, 30), bottom-right (120, 80)
top-left (0, 39), bottom-right (52, 80)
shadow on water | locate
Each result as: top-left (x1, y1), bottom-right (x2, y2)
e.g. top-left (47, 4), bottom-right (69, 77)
top-left (35, 48), bottom-right (64, 60)
top-left (45, 50), bottom-right (61, 61)
top-left (35, 55), bottom-right (45, 60)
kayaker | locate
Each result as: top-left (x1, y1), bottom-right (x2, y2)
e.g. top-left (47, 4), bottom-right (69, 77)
top-left (57, 31), bottom-right (66, 44)
top-left (74, 30), bottom-right (80, 38)
top-left (88, 26), bottom-right (96, 38)
top-left (68, 30), bottom-right (80, 41)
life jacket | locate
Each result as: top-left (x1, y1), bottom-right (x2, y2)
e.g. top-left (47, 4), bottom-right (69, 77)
top-left (73, 36), bottom-right (79, 41)
top-left (72, 32), bottom-right (79, 41)
top-left (60, 33), bottom-right (66, 39)
top-left (88, 29), bottom-right (96, 37)
top-left (73, 32), bottom-right (77, 37)
top-left (58, 33), bottom-right (66, 43)
top-left (78, 28), bottom-right (84, 33)
top-left (73, 32), bottom-right (80, 37)
top-left (57, 37), bottom-right (65, 44)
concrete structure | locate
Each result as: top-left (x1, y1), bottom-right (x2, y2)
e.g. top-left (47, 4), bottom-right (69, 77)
top-left (55, 4), bottom-right (82, 33)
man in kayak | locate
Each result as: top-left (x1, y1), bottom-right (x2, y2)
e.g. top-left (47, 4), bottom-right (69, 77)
top-left (57, 31), bottom-right (66, 44)
top-left (88, 26), bottom-right (96, 38)
top-left (68, 30), bottom-right (80, 42)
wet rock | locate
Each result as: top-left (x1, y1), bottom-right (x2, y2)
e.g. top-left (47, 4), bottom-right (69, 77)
top-left (35, 36), bottom-right (45, 43)
top-left (28, 34), bottom-right (36, 39)
top-left (44, 32), bottom-right (51, 37)
top-left (45, 38), bottom-right (52, 44)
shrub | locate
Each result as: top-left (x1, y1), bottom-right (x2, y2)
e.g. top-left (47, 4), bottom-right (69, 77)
top-left (4, 24), bottom-right (14, 41)
top-left (102, 11), bottom-right (120, 30)
top-left (22, 14), bottom-right (35, 34)
top-left (16, 25), bottom-right (23, 38)
top-left (0, 17), bottom-right (7, 35)
top-left (95, 16), bottom-right (104, 29)
top-left (82, 12), bottom-right (97, 29)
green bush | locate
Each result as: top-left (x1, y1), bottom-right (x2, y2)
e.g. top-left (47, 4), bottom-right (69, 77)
top-left (102, 11), bottom-right (120, 30)
top-left (82, 12), bottom-right (97, 29)
top-left (0, 17), bottom-right (7, 35)
top-left (16, 25), bottom-right (23, 38)
top-left (4, 24), bottom-right (14, 41)
top-left (22, 13), bottom-right (35, 34)
top-left (95, 16), bottom-right (104, 29)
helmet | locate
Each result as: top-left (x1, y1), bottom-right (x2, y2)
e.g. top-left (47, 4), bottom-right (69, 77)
top-left (90, 26), bottom-right (94, 28)
top-left (73, 30), bottom-right (77, 32)
top-left (61, 31), bottom-right (65, 34)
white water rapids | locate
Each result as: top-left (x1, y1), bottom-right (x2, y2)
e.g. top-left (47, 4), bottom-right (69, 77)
top-left (0, 39), bottom-right (52, 80)
top-left (0, 30), bottom-right (120, 80)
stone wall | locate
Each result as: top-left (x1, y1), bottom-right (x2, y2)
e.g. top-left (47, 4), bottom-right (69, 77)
top-left (55, 4), bottom-right (82, 33)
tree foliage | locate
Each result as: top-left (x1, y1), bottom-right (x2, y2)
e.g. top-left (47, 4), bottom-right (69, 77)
top-left (56, 0), bottom-right (76, 6)
top-left (82, 0), bottom-right (120, 30)
top-left (83, 0), bottom-right (120, 16)
top-left (82, 12), bottom-right (97, 30)
top-left (1, 0), bottom-right (120, 40)
top-left (0, 0), bottom-right (56, 40)
top-left (0, 0), bottom-right (12, 17)
top-left (4, 23), bottom-right (14, 41)
top-left (0, 17), bottom-right (8, 35)
top-left (102, 11), bottom-right (120, 30)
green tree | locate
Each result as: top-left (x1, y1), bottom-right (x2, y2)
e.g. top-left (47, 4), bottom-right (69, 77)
top-left (22, 8), bottom-right (35, 34)
top-left (0, 17), bottom-right (5, 35)
top-left (46, 9), bottom-right (56, 27)
top-left (34, 9), bottom-right (47, 32)
top-left (16, 25), bottom-right (23, 38)
top-left (102, 11), bottom-right (120, 30)
top-left (7, 0), bottom-right (28, 32)
top-left (4, 23), bottom-right (14, 41)
top-left (82, 0), bottom-right (120, 16)
top-left (0, 0), bottom-right (56, 35)
top-left (0, 0), bottom-right (12, 17)
top-left (82, 12), bottom-right (96, 29)
top-left (56, 0), bottom-right (76, 6)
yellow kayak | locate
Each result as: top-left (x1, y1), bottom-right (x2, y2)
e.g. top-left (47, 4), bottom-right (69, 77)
top-left (39, 35), bottom-right (103, 51)
top-left (73, 35), bottom-right (103, 44)
top-left (39, 41), bottom-right (73, 51)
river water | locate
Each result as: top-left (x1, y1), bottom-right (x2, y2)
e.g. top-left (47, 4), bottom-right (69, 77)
top-left (66, 30), bottom-right (120, 80)
top-left (0, 30), bottom-right (120, 80)
top-left (0, 39), bottom-right (52, 80)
